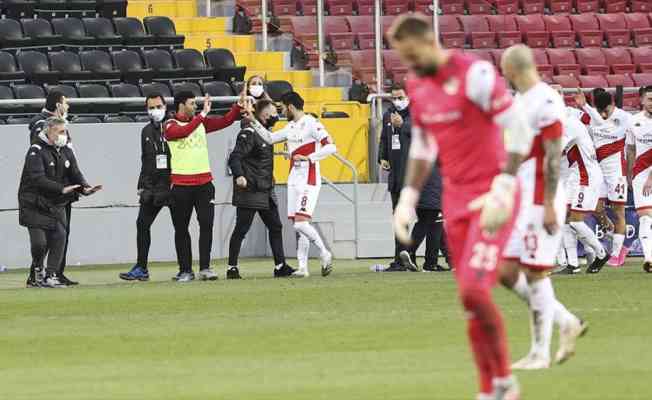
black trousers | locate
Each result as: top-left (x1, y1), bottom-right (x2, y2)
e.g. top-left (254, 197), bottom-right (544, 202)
top-left (58, 204), bottom-right (71, 273)
top-left (170, 182), bottom-right (215, 273)
top-left (29, 220), bottom-right (67, 275)
top-left (228, 201), bottom-right (285, 267)
top-left (136, 202), bottom-right (167, 269)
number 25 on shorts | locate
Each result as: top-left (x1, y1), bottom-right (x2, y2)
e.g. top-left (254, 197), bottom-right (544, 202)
top-left (469, 242), bottom-right (499, 271)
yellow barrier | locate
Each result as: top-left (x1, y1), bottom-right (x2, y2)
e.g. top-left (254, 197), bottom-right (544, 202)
top-left (172, 17), bottom-right (228, 34)
top-left (295, 87), bottom-right (343, 102)
top-left (235, 52), bottom-right (286, 71)
top-left (127, 0), bottom-right (197, 18)
top-left (184, 35), bottom-right (256, 53)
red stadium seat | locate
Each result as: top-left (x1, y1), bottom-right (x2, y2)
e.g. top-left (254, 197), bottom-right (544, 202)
top-left (521, 0), bottom-right (545, 14)
top-left (574, 0), bottom-right (599, 13)
top-left (605, 74), bottom-right (634, 87)
top-left (553, 74), bottom-right (581, 88)
top-left (466, 49), bottom-right (495, 64)
top-left (298, 0), bottom-right (318, 15)
top-left (632, 73), bottom-right (652, 86)
top-left (496, 0), bottom-right (519, 14)
top-left (384, 0), bottom-right (409, 15)
top-left (630, 47), bottom-right (652, 72)
top-left (414, 0), bottom-right (435, 14)
top-left (542, 15), bottom-right (574, 48)
top-left (350, 49), bottom-right (377, 85)
top-left (467, 0), bottom-right (493, 14)
top-left (347, 16), bottom-right (373, 50)
top-left (438, 15), bottom-right (466, 48)
top-left (596, 13), bottom-right (630, 47)
top-left (601, 48), bottom-right (636, 75)
top-left (631, 0), bottom-right (652, 12)
top-left (604, 0), bottom-right (627, 13)
top-left (575, 48), bottom-right (609, 75)
top-left (547, 0), bottom-right (572, 13)
top-left (546, 48), bottom-right (581, 76)
top-left (325, 17), bottom-right (354, 53)
top-left (326, 0), bottom-right (353, 15)
top-left (532, 48), bottom-right (553, 78)
top-left (439, 0), bottom-right (465, 14)
top-left (486, 15), bottom-right (522, 48)
top-left (355, 0), bottom-right (374, 15)
top-left (515, 15), bottom-right (549, 48)
top-left (578, 75), bottom-right (608, 88)
top-left (569, 13), bottom-right (603, 48)
top-left (625, 13), bottom-right (652, 47)
top-left (459, 15), bottom-right (496, 49)
top-left (490, 49), bottom-right (505, 70)
top-left (271, 0), bottom-right (297, 15)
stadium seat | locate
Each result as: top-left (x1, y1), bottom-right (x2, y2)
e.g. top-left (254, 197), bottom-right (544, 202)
top-left (624, 13), bottom-right (652, 47)
top-left (575, 48), bottom-right (610, 75)
top-left (349, 49), bottom-right (377, 85)
top-left (109, 82), bottom-right (142, 113)
top-left (596, 13), bottom-right (630, 48)
top-left (632, 73), bottom-right (652, 86)
top-left (16, 50), bottom-right (59, 84)
top-left (97, 0), bottom-right (127, 18)
top-left (414, 0), bottom-right (435, 14)
top-left (542, 15), bottom-right (574, 48)
top-left (569, 14), bottom-right (603, 48)
top-left (574, 0), bottom-right (599, 13)
top-left (172, 48), bottom-right (214, 80)
top-left (486, 15), bottom-right (522, 48)
top-left (465, 49), bottom-right (495, 64)
top-left (515, 15), bottom-right (549, 48)
top-left (438, 0), bottom-right (464, 14)
top-left (204, 48), bottom-right (247, 83)
top-left (552, 74), bottom-right (580, 89)
top-left (44, 83), bottom-right (78, 99)
top-left (104, 115), bottom-right (135, 122)
top-left (0, 51), bottom-right (26, 83)
top-left (142, 48), bottom-right (192, 81)
top-left (266, 80), bottom-right (293, 101)
top-left (532, 48), bottom-right (553, 78)
top-left (325, 17), bottom-right (355, 52)
top-left (202, 80), bottom-right (234, 97)
top-left (605, 74), bottom-right (634, 87)
top-left (49, 50), bottom-right (95, 82)
top-left (604, 0), bottom-right (627, 13)
top-left (0, 18), bottom-right (34, 50)
top-left (602, 47), bottom-right (636, 75)
top-left (299, 0), bottom-right (318, 15)
top-left (36, 0), bottom-right (71, 19)
top-left (347, 16), bottom-right (374, 50)
top-left (521, 0), bottom-right (545, 14)
top-left (630, 47), bottom-right (652, 72)
top-left (51, 17), bottom-right (97, 49)
top-left (546, 49), bottom-right (581, 76)
top-left (0, 84), bottom-right (22, 115)
top-left (143, 16), bottom-right (185, 48)
top-left (290, 16), bottom-right (318, 53)
top-left (82, 17), bottom-right (124, 48)
top-left (272, 0), bottom-right (297, 15)
top-left (4, 0), bottom-right (36, 19)
top-left (78, 82), bottom-right (119, 113)
top-left (438, 15), bottom-right (466, 48)
top-left (113, 17), bottom-right (158, 48)
top-left (631, 0), bottom-right (652, 12)
top-left (459, 15), bottom-right (496, 49)
top-left (111, 50), bottom-right (154, 84)
top-left (578, 74), bottom-right (608, 88)
top-left (79, 49), bottom-right (122, 81)
top-left (6, 116), bottom-right (36, 124)
top-left (71, 116), bottom-right (103, 123)
top-left (171, 81), bottom-right (203, 98)
top-left (140, 81), bottom-right (172, 99)
top-left (66, 0), bottom-right (98, 18)
top-left (13, 83), bottom-right (46, 114)
top-left (20, 18), bottom-right (64, 49)
top-left (384, 0), bottom-right (409, 15)
top-left (325, 0), bottom-right (353, 15)
top-left (495, 0), bottom-right (519, 14)
top-left (547, 0), bottom-right (572, 13)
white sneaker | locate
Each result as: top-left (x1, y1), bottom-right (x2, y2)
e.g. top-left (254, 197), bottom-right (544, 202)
top-left (320, 250), bottom-right (333, 276)
top-left (44, 273), bottom-right (67, 288)
top-left (492, 375), bottom-right (521, 400)
top-left (198, 268), bottom-right (218, 281)
top-left (511, 353), bottom-right (550, 370)
top-left (555, 318), bottom-right (589, 365)
top-left (292, 268), bottom-right (310, 278)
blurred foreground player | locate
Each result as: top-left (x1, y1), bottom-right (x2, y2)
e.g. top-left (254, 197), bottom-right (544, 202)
top-left (389, 15), bottom-right (534, 400)
top-left (497, 46), bottom-right (588, 370)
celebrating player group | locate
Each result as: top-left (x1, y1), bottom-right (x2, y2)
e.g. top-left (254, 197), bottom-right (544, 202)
top-left (387, 13), bottom-right (652, 400)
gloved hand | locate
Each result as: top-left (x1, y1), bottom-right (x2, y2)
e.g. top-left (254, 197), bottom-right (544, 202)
top-left (393, 186), bottom-right (419, 245)
top-left (468, 173), bottom-right (517, 235)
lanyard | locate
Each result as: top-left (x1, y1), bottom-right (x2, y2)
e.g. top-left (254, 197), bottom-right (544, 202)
top-left (152, 125), bottom-right (166, 154)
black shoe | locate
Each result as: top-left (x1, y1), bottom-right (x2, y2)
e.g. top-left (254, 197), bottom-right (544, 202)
top-left (587, 254), bottom-right (609, 274)
top-left (226, 266), bottom-right (242, 280)
top-left (554, 265), bottom-right (581, 275)
top-left (274, 263), bottom-right (296, 278)
top-left (399, 251), bottom-right (419, 272)
top-left (644, 261), bottom-right (652, 273)
top-left (384, 262), bottom-right (408, 272)
top-left (422, 264), bottom-right (449, 272)
top-left (58, 273), bottom-right (78, 286)
top-left (26, 266), bottom-right (44, 288)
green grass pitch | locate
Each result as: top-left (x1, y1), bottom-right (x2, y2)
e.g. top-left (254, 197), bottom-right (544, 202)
top-left (1, 259), bottom-right (650, 400)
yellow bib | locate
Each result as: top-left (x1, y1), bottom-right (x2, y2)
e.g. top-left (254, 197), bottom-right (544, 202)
top-left (167, 120), bottom-right (211, 176)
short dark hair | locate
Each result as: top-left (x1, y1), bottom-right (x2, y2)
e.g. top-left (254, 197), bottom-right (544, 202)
top-left (390, 82), bottom-right (405, 92)
top-left (280, 91), bottom-right (304, 110)
top-left (45, 91), bottom-right (65, 112)
top-left (254, 99), bottom-right (275, 116)
top-left (174, 91), bottom-right (196, 112)
top-left (389, 14), bottom-right (432, 42)
top-left (640, 85), bottom-right (652, 97)
top-left (145, 92), bottom-right (165, 106)
top-left (594, 90), bottom-right (613, 112)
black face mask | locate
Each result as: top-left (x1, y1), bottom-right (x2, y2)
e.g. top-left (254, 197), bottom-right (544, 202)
top-left (266, 115), bottom-right (279, 128)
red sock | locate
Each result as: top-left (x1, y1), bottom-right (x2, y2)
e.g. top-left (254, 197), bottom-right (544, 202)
top-left (467, 316), bottom-right (494, 394)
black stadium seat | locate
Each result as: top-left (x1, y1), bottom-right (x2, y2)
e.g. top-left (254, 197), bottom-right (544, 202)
top-left (51, 17), bottom-right (97, 49)
top-left (97, 0), bottom-right (128, 18)
top-left (0, 18), bottom-right (35, 50)
top-left (110, 82), bottom-right (142, 113)
top-left (113, 17), bottom-right (158, 47)
top-left (202, 81), bottom-right (234, 97)
top-left (140, 81), bottom-right (172, 99)
top-left (172, 49), bottom-right (213, 80)
top-left (204, 48), bottom-right (247, 83)
top-left (0, 84), bottom-right (22, 115)
top-left (79, 50), bottom-right (122, 81)
top-left (35, 0), bottom-right (69, 19)
top-left (83, 17), bottom-right (124, 48)
top-left (78, 82), bottom-right (119, 113)
top-left (111, 50), bottom-right (154, 84)
top-left (4, 0), bottom-right (36, 19)
top-left (104, 115), bottom-right (135, 123)
top-left (7, 116), bottom-right (35, 124)
top-left (171, 81), bottom-right (202, 98)
top-left (71, 115), bottom-right (103, 123)
top-left (67, 0), bottom-right (98, 18)
top-left (49, 50), bottom-right (96, 82)
top-left (13, 83), bottom-right (46, 113)
top-left (143, 16), bottom-right (185, 48)
top-left (266, 80), bottom-right (293, 101)
top-left (142, 48), bottom-right (194, 81)
top-left (16, 50), bottom-right (60, 84)
top-left (21, 18), bottom-right (64, 49)
top-left (0, 51), bottom-right (26, 84)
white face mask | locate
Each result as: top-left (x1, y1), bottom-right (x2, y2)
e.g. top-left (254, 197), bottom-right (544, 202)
top-left (148, 108), bottom-right (166, 122)
top-left (393, 99), bottom-right (409, 111)
top-left (54, 134), bottom-right (68, 147)
top-left (249, 84), bottom-right (265, 98)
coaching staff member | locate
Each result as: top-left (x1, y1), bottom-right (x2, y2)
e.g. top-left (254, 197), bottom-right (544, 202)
top-left (19, 117), bottom-right (101, 288)
top-left (164, 92), bottom-right (244, 282)
top-left (226, 99), bottom-right (295, 279)
top-left (119, 93), bottom-right (171, 281)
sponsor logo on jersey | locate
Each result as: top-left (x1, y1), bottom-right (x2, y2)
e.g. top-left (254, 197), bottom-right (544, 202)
top-left (443, 77), bottom-right (459, 95)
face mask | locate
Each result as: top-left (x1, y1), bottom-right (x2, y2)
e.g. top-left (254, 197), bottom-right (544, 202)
top-left (266, 115), bottom-right (279, 128)
top-left (249, 84), bottom-right (265, 98)
top-left (393, 99), bottom-right (409, 111)
top-left (54, 134), bottom-right (68, 147)
top-left (148, 108), bottom-right (166, 122)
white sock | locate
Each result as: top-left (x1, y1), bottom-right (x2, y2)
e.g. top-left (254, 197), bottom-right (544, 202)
top-left (512, 271), bottom-right (530, 303)
top-left (553, 298), bottom-right (577, 328)
top-left (297, 233), bottom-right (310, 271)
top-left (294, 221), bottom-right (328, 255)
top-left (639, 215), bottom-right (652, 262)
top-left (528, 278), bottom-right (556, 360)
top-left (563, 224), bottom-right (579, 267)
top-left (570, 221), bottom-right (606, 258)
top-left (611, 233), bottom-right (625, 257)
top-left (556, 243), bottom-right (568, 267)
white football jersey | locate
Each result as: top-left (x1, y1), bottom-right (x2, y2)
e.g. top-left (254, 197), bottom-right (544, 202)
top-left (584, 105), bottom-right (633, 156)
top-left (563, 111), bottom-right (603, 186)
top-left (628, 111), bottom-right (652, 177)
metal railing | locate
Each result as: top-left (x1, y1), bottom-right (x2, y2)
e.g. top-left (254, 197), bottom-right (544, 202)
top-left (0, 96), bottom-right (245, 106)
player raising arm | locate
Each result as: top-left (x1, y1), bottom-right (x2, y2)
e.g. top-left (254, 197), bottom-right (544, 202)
top-left (388, 15), bottom-right (533, 400)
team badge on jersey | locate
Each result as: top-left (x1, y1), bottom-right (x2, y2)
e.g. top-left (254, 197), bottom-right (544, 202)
top-left (443, 77), bottom-right (460, 96)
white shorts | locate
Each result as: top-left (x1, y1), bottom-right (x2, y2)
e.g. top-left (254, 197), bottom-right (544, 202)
top-left (568, 183), bottom-right (600, 213)
top-left (599, 153), bottom-right (628, 204)
top-left (503, 191), bottom-right (567, 270)
top-left (633, 167), bottom-right (652, 211)
top-left (288, 182), bottom-right (321, 219)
